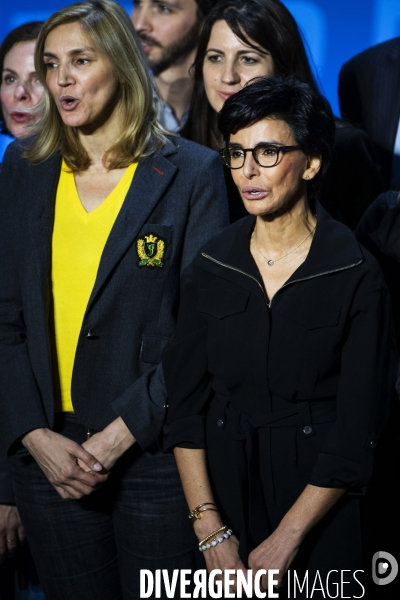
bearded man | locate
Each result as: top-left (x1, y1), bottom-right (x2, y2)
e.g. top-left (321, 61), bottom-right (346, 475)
top-left (132, 0), bottom-right (218, 131)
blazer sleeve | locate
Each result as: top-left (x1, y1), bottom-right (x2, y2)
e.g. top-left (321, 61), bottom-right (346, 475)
top-left (309, 270), bottom-right (397, 493)
top-left (162, 265), bottom-right (213, 451)
top-left (111, 152), bottom-right (228, 450)
top-left (0, 144), bottom-right (49, 455)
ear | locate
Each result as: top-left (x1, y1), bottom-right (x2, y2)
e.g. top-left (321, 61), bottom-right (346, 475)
top-left (302, 155), bottom-right (322, 181)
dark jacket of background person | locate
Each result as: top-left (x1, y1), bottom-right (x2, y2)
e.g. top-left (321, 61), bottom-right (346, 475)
top-left (355, 191), bottom-right (400, 597)
top-left (339, 37), bottom-right (400, 189)
top-left (319, 121), bottom-right (384, 230)
top-left (356, 191), bottom-right (400, 348)
top-left (0, 136), bottom-right (229, 457)
top-left (163, 203), bottom-right (396, 578)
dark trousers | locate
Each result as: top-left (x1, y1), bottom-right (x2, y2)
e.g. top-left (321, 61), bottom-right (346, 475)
top-left (10, 415), bottom-right (196, 600)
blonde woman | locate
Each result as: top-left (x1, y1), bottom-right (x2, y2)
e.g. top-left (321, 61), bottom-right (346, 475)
top-left (0, 1), bottom-right (228, 598)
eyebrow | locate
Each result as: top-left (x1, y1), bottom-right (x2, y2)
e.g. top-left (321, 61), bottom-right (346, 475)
top-left (43, 46), bottom-right (97, 58)
top-left (205, 48), bottom-right (268, 56)
top-left (228, 141), bottom-right (282, 147)
top-left (2, 68), bottom-right (38, 79)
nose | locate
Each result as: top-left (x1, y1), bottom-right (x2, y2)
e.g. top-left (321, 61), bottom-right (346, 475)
top-left (56, 64), bottom-right (73, 88)
top-left (242, 151), bottom-right (260, 179)
top-left (220, 60), bottom-right (241, 85)
top-left (14, 82), bottom-right (31, 101)
top-left (131, 6), bottom-right (152, 33)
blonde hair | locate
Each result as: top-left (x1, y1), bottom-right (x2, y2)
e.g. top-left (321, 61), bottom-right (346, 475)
top-left (26, 0), bottom-right (167, 170)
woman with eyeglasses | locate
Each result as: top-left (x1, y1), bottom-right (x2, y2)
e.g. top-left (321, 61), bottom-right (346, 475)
top-left (163, 76), bottom-right (396, 598)
top-left (181, 0), bottom-right (384, 228)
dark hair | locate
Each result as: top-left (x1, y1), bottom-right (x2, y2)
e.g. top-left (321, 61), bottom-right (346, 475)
top-left (194, 0), bottom-right (221, 19)
top-left (218, 75), bottom-right (335, 198)
top-left (182, 0), bottom-right (318, 150)
top-left (0, 21), bottom-right (43, 135)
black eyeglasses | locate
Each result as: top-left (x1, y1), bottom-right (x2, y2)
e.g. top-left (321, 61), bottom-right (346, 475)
top-left (219, 143), bottom-right (301, 169)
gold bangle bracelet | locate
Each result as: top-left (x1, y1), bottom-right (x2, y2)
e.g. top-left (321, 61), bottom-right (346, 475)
top-left (199, 526), bottom-right (228, 547)
top-left (188, 502), bottom-right (218, 522)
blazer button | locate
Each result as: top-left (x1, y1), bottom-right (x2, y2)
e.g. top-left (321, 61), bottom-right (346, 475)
top-left (370, 439), bottom-right (378, 449)
top-left (217, 419), bottom-right (224, 428)
top-left (303, 425), bottom-right (313, 435)
top-left (85, 330), bottom-right (95, 339)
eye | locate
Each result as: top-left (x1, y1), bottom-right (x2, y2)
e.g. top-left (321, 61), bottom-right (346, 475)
top-left (3, 75), bottom-right (17, 85)
top-left (241, 56), bottom-right (258, 65)
top-left (259, 145), bottom-right (279, 157)
top-left (44, 61), bottom-right (57, 70)
top-left (155, 3), bottom-right (172, 13)
top-left (205, 53), bottom-right (222, 63)
top-left (229, 148), bottom-right (245, 160)
top-left (76, 57), bottom-right (89, 66)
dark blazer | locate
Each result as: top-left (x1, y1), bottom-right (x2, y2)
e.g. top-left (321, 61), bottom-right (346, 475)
top-left (0, 135), bottom-right (229, 456)
top-left (319, 121), bottom-right (384, 229)
top-left (339, 37), bottom-right (400, 188)
top-left (356, 190), bottom-right (400, 348)
top-left (163, 203), bottom-right (396, 561)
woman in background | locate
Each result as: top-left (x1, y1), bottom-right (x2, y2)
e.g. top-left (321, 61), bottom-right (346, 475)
top-left (0, 22), bottom-right (43, 139)
top-left (182, 0), bottom-right (384, 227)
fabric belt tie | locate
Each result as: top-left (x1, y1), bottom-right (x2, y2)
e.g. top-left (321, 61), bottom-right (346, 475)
top-left (210, 394), bottom-right (336, 555)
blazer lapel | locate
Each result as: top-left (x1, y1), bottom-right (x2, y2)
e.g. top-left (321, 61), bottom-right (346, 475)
top-left (28, 154), bottom-right (61, 297)
top-left (86, 144), bottom-right (178, 312)
top-left (371, 41), bottom-right (400, 150)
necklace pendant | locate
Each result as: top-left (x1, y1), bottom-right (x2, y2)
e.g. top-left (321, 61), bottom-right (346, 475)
top-left (267, 260), bottom-right (274, 266)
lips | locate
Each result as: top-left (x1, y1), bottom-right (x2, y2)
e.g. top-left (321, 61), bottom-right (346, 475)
top-left (218, 91), bottom-right (237, 101)
top-left (59, 96), bottom-right (79, 110)
top-left (241, 186), bottom-right (270, 201)
top-left (10, 111), bottom-right (31, 124)
top-left (139, 35), bottom-right (160, 54)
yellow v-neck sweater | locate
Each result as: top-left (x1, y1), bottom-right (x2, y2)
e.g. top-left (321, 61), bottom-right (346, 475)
top-left (52, 160), bottom-right (137, 412)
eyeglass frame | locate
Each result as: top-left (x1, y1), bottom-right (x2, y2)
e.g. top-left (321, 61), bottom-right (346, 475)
top-left (219, 143), bottom-right (301, 169)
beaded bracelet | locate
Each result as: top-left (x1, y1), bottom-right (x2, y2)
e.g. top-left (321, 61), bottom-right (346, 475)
top-left (199, 529), bottom-right (232, 552)
top-left (199, 526), bottom-right (228, 547)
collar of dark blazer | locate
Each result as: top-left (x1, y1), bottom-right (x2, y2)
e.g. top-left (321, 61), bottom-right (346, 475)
top-left (198, 201), bottom-right (364, 289)
top-left (26, 135), bottom-right (180, 312)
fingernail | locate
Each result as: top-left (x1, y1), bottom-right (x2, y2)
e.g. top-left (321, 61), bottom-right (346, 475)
top-left (93, 462), bottom-right (103, 471)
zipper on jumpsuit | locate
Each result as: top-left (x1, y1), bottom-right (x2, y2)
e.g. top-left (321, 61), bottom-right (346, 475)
top-left (201, 253), bottom-right (363, 307)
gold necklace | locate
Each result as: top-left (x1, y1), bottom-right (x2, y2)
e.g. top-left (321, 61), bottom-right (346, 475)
top-left (252, 220), bottom-right (317, 267)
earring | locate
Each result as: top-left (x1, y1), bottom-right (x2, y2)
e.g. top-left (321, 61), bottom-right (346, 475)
top-left (304, 175), bottom-right (310, 180)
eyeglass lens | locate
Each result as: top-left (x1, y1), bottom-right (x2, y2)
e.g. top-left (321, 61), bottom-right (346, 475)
top-left (224, 144), bottom-right (280, 168)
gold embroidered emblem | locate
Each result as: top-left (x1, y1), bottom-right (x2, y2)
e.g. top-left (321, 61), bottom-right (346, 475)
top-left (137, 234), bottom-right (165, 268)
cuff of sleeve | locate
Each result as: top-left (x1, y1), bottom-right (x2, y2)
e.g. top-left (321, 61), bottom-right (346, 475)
top-left (163, 415), bottom-right (206, 452)
top-left (310, 447), bottom-right (375, 495)
top-left (113, 394), bottom-right (166, 451)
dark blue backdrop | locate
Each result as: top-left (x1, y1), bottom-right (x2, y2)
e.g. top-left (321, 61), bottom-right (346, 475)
top-left (1, 0), bottom-right (400, 159)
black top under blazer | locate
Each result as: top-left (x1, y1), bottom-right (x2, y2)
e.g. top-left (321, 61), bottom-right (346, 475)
top-left (163, 203), bottom-right (396, 560)
top-left (0, 135), bottom-right (229, 456)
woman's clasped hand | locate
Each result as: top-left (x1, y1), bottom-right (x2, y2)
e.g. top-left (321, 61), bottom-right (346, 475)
top-left (22, 428), bottom-right (107, 500)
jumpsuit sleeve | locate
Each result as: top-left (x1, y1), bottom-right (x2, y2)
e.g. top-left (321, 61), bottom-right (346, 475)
top-left (310, 272), bottom-right (397, 492)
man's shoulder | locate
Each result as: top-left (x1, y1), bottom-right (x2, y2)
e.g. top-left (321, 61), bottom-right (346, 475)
top-left (343, 36), bottom-right (400, 72)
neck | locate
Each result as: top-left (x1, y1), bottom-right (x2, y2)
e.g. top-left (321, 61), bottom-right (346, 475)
top-left (77, 103), bottom-right (122, 171)
top-left (253, 198), bottom-right (316, 254)
top-left (154, 50), bottom-right (196, 124)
